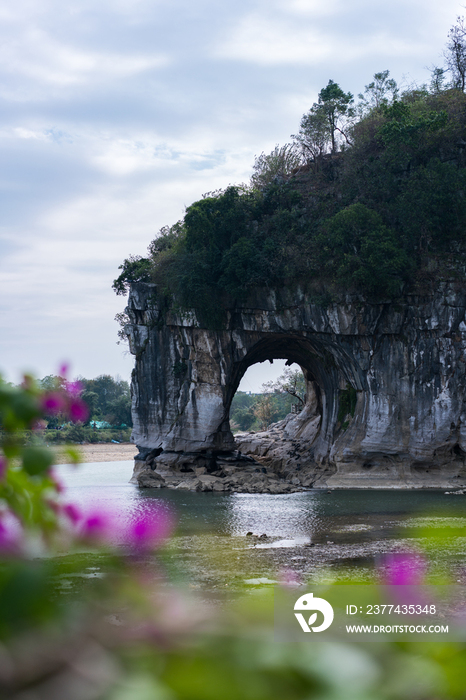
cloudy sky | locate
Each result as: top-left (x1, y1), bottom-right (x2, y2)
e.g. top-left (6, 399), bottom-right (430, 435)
top-left (0, 0), bottom-right (462, 390)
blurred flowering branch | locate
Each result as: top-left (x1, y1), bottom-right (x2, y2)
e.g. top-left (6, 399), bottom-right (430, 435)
top-left (0, 371), bottom-right (466, 700)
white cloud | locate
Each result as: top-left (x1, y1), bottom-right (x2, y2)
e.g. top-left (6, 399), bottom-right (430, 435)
top-left (214, 14), bottom-right (332, 65)
top-left (0, 28), bottom-right (169, 96)
top-left (13, 127), bottom-right (50, 141)
top-left (214, 8), bottom-right (443, 67)
top-left (91, 138), bottom-right (180, 176)
top-left (277, 0), bottom-right (341, 16)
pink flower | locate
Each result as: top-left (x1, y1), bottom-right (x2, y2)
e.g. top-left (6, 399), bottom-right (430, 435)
top-left (82, 513), bottom-right (109, 539)
top-left (69, 399), bottom-right (89, 423)
top-left (41, 384), bottom-right (88, 423)
top-left (59, 363), bottom-right (69, 378)
top-left (0, 513), bottom-right (22, 554)
top-left (77, 507), bottom-right (116, 543)
top-left (63, 503), bottom-right (82, 524)
top-left (69, 502), bottom-right (175, 550)
top-left (127, 503), bottom-right (175, 552)
top-left (381, 552), bottom-right (433, 612)
top-left (41, 392), bottom-right (66, 415)
top-left (65, 381), bottom-right (83, 398)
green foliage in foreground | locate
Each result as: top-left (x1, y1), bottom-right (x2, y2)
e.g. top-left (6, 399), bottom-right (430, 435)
top-left (115, 85), bottom-right (466, 325)
top-left (3, 374), bottom-right (466, 699)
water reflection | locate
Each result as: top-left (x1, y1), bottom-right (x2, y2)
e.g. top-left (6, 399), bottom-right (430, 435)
top-left (228, 493), bottom-right (317, 538)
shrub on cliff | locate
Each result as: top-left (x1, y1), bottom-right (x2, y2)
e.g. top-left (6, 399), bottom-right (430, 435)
top-left (314, 203), bottom-right (412, 297)
top-left (112, 254), bottom-right (152, 296)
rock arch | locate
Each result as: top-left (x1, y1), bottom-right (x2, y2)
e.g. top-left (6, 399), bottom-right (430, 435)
top-left (126, 282), bottom-right (466, 488)
top-left (226, 332), bottom-right (365, 463)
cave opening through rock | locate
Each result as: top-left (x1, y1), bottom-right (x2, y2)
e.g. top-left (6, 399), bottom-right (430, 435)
top-left (226, 335), bottom-right (334, 446)
top-left (230, 359), bottom-right (305, 433)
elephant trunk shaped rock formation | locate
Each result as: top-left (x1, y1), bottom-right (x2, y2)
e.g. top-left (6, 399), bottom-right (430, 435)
top-left (126, 281), bottom-right (466, 490)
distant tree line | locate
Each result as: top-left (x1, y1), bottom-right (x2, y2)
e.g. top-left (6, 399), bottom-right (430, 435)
top-left (114, 17), bottom-right (466, 328)
top-left (40, 374), bottom-right (132, 429)
top-left (230, 368), bottom-right (305, 432)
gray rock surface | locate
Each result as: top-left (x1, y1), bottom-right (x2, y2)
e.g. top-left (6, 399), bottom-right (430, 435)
top-left (125, 281), bottom-right (466, 489)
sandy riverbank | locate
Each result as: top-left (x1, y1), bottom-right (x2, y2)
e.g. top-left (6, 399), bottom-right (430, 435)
top-left (52, 443), bottom-right (137, 464)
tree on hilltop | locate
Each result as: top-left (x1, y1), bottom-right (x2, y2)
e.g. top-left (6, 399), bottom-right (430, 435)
top-left (292, 106), bottom-right (329, 166)
top-left (445, 16), bottom-right (466, 91)
top-left (318, 80), bottom-right (354, 152)
top-left (293, 80), bottom-right (354, 162)
top-left (358, 70), bottom-right (398, 111)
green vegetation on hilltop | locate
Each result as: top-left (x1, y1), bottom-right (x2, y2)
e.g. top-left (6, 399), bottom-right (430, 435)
top-left (114, 19), bottom-right (466, 325)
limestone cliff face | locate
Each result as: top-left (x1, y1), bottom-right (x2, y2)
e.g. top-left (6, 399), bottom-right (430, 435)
top-left (126, 281), bottom-right (466, 488)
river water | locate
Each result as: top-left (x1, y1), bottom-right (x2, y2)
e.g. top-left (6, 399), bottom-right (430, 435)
top-left (56, 460), bottom-right (466, 545)
top-left (55, 461), bottom-right (466, 587)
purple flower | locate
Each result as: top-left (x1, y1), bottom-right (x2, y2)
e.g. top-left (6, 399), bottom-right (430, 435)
top-left (65, 381), bottom-right (83, 398)
top-left (127, 504), bottom-right (175, 551)
top-left (41, 384), bottom-right (88, 423)
top-left (69, 399), bottom-right (89, 423)
top-left (63, 503), bottom-right (82, 524)
top-left (82, 514), bottom-right (109, 538)
top-left (41, 392), bottom-right (66, 415)
top-left (77, 507), bottom-right (116, 543)
top-left (71, 502), bottom-right (175, 550)
top-left (381, 552), bottom-right (434, 612)
top-left (59, 363), bottom-right (69, 378)
top-left (0, 513), bottom-right (22, 554)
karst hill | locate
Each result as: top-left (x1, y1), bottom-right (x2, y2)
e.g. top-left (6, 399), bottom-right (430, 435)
top-left (116, 83), bottom-right (466, 490)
